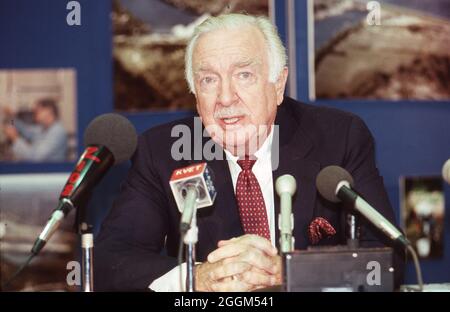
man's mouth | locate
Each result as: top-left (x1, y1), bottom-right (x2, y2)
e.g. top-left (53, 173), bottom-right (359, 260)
top-left (222, 116), bottom-right (241, 124)
top-left (219, 115), bottom-right (246, 126)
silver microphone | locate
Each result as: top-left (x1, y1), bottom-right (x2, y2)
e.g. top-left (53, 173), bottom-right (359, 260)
top-left (276, 174), bottom-right (297, 253)
top-left (442, 158), bottom-right (450, 185)
top-left (169, 163), bottom-right (216, 233)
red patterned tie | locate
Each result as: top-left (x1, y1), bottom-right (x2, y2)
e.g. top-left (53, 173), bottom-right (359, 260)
top-left (235, 156), bottom-right (271, 240)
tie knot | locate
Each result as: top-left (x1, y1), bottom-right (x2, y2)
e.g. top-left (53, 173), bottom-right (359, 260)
top-left (237, 157), bottom-right (257, 171)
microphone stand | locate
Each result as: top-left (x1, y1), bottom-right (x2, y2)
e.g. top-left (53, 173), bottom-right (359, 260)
top-left (80, 224), bottom-right (94, 292)
top-left (180, 186), bottom-right (198, 292)
top-left (275, 175), bottom-right (296, 291)
top-left (279, 196), bottom-right (294, 292)
top-left (346, 213), bottom-right (359, 249)
top-left (77, 195), bottom-right (94, 292)
top-left (182, 190), bottom-right (199, 292)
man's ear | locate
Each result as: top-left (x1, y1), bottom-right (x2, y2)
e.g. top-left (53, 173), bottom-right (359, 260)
top-left (275, 67), bottom-right (289, 106)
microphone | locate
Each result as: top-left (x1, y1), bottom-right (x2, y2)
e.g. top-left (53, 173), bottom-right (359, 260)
top-left (442, 159), bottom-right (450, 185)
top-left (315, 165), bottom-right (409, 247)
top-left (31, 113), bottom-right (137, 255)
top-left (275, 174), bottom-right (296, 253)
top-left (169, 163), bottom-right (216, 233)
top-left (316, 166), bottom-right (425, 291)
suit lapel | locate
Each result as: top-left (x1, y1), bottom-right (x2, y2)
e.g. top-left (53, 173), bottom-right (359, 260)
top-left (193, 135), bottom-right (243, 259)
top-left (272, 101), bottom-right (320, 250)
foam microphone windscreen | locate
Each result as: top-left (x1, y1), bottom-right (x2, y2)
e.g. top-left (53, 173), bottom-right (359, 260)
top-left (316, 165), bottom-right (354, 203)
top-left (84, 113), bottom-right (137, 164)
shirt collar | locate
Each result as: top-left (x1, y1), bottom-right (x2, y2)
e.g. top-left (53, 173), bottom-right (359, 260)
top-left (224, 126), bottom-right (274, 163)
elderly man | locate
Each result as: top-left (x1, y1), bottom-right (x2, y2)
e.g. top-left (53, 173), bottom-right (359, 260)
top-left (94, 13), bottom-right (402, 291)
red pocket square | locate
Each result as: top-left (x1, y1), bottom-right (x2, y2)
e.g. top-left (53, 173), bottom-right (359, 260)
top-left (308, 217), bottom-right (336, 245)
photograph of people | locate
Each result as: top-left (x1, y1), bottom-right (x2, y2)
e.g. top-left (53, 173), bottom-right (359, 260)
top-left (3, 98), bottom-right (68, 162)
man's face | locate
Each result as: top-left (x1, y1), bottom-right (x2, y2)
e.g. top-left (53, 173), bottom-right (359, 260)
top-left (192, 25), bottom-right (287, 155)
top-left (34, 105), bottom-right (45, 124)
top-left (34, 105), bottom-right (52, 125)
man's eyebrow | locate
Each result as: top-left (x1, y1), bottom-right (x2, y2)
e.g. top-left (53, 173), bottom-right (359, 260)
top-left (233, 59), bottom-right (260, 67)
top-left (196, 67), bottom-right (212, 73)
top-left (193, 58), bottom-right (261, 74)
top-left (194, 64), bottom-right (215, 74)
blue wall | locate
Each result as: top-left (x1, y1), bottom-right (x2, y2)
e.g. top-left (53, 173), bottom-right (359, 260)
top-left (288, 2), bottom-right (450, 284)
top-left (1, 0), bottom-right (449, 284)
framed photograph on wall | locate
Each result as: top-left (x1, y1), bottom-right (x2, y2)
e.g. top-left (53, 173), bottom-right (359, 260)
top-left (112, 0), bottom-right (273, 112)
top-left (308, 0), bottom-right (450, 101)
top-left (0, 68), bottom-right (77, 163)
top-left (0, 173), bottom-right (78, 291)
top-left (400, 175), bottom-right (445, 259)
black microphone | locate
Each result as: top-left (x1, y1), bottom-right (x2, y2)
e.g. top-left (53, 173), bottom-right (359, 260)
top-left (315, 165), bottom-right (409, 247)
top-left (31, 113), bottom-right (137, 255)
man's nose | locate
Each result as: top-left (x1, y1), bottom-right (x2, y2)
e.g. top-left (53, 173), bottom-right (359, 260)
top-left (217, 78), bottom-right (238, 107)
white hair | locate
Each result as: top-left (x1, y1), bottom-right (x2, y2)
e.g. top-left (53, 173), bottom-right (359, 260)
top-left (184, 13), bottom-right (288, 94)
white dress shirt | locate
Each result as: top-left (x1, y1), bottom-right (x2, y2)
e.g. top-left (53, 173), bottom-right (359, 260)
top-left (150, 128), bottom-right (275, 291)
